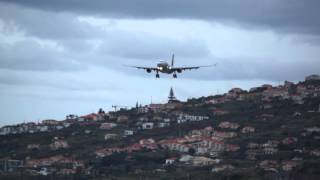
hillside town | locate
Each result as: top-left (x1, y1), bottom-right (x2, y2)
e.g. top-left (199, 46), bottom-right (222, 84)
top-left (1, 74), bottom-right (320, 179)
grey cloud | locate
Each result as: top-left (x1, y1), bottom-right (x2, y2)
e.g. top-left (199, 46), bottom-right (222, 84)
top-left (290, 35), bottom-right (320, 45)
top-left (1, 0), bottom-right (320, 35)
top-left (184, 57), bottom-right (320, 82)
top-left (99, 32), bottom-right (211, 60)
top-left (0, 2), bottom-right (212, 73)
top-left (0, 1), bottom-right (318, 82)
top-left (0, 68), bottom-right (119, 91)
top-left (0, 3), bottom-right (107, 40)
top-left (0, 39), bottom-right (86, 71)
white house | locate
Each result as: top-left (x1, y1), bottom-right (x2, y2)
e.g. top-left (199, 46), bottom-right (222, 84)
top-left (165, 158), bottom-right (177, 165)
top-left (38, 126), bottom-right (49, 132)
top-left (100, 123), bottom-right (117, 130)
top-left (0, 126), bottom-right (15, 135)
top-left (179, 155), bottom-right (193, 163)
top-left (56, 125), bottom-right (64, 130)
top-left (104, 134), bottom-right (118, 140)
top-left (124, 130), bottom-right (134, 136)
top-left (158, 122), bottom-right (170, 128)
top-left (142, 122), bottom-right (154, 129)
top-left (178, 114), bottom-right (209, 123)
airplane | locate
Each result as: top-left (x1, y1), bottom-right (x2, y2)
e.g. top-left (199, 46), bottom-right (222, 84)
top-left (127, 54), bottom-right (216, 78)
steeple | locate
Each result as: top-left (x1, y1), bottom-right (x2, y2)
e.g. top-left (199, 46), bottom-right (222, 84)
top-left (168, 87), bottom-right (178, 103)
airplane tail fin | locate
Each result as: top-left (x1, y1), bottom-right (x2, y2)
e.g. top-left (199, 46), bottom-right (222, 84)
top-left (171, 54), bottom-right (174, 67)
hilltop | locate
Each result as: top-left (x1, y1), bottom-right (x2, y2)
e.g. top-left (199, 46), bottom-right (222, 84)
top-left (1, 74), bottom-right (320, 180)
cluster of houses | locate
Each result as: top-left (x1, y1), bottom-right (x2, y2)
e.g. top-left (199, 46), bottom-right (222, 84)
top-left (50, 139), bottom-right (70, 150)
top-left (0, 120), bottom-right (71, 136)
top-left (159, 136), bottom-right (239, 156)
top-left (205, 75), bottom-right (320, 107)
top-left (246, 140), bottom-right (281, 160)
top-left (96, 123), bottom-right (243, 166)
top-left (259, 160), bottom-right (299, 172)
top-left (95, 138), bottom-right (157, 158)
top-left (165, 155), bottom-right (222, 167)
top-left (0, 110), bottom-right (111, 136)
top-left (25, 155), bottom-right (85, 176)
top-left (177, 114), bottom-right (209, 124)
top-left (131, 113), bottom-right (210, 131)
top-left (246, 136), bottom-right (301, 161)
top-left (0, 159), bottom-right (23, 172)
top-left (0, 155), bottom-right (85, 176)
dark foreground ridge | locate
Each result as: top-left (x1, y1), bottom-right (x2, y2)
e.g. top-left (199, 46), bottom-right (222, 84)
top-left (1, 74), bottom-right (320, 180)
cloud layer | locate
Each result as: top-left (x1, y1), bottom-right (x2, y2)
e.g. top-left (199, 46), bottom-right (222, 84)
top-left (2, 0), bottom-right (320, 35)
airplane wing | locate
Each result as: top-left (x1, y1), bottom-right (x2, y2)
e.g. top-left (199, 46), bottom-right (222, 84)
top-left (125, 65), bottom-right (159, 71)
top-left (171, 64), bottom-right (217, 71)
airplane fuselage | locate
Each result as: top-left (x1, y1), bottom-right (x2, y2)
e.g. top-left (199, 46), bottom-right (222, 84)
top-left (156, 61), bottom-right (174, 74)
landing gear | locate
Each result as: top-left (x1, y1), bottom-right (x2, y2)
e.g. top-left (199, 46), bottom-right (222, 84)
top-left (156, 73), bottom-right (160, 78)
top-left (173, 73), bottom-right (177, 78)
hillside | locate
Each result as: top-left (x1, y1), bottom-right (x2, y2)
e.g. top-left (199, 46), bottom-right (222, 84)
top-left (1, 77), bottom-right (320, 180)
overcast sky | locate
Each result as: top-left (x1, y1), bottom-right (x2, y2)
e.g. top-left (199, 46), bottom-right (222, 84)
top-left (0, 0), bottom-right (319, 126)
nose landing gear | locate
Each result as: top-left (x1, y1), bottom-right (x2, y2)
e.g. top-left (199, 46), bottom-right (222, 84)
top-left (173, 73), bottom-right (177, 78)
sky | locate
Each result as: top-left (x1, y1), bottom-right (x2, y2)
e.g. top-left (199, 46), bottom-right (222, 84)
top-left (0, 0), bottom-right (320, 126)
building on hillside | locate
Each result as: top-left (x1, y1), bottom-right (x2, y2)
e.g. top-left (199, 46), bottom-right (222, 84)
top-left (27, 144), bottom-right (40, 150)
top-left (50, 140), bottom-right (69, 150)
top-left (142, 122), bottom-right (154, 129)
top-left (65, 114), bottom-right (78, 121)
top-left (306, 74), bottom-right (320, 81)
top-left (100, 123), bottom-right (117, 130)
top-left (0, 159), bottom-right (24, 172)
top-left (79, 113), bottom-right (101, 121)
top-left (148, 104), bottom-right (164, 113)
top-left (212, 164), bottom-right (234, 173)
top-left (282, 161), bottom-right (298, 171)
top-left (213, 131), bottom-right (237, 138)
top-left (0, 126), bottom-right (15, 135)
top-left (179, 155), bottom-right (193, 163)
top-left (218, 122), bottom-right (240, 130)
top-left (124, 130), bottom-right (135, 136)
top-left (158, 122), bottom-right (170, 128)
top-left (165, 157), bottom-right (177, 165)
top-left (227, 88), bottom-right (246, 98)
top-left (241, 126), bottom-right (255, 133)
top-left (177, 114), bottom-right (209, 123)
top-left (37, 125), bottom-right (49, 132)
top-left (42, 119), bottom-right (60, 125)
top-left (192, 156), bottom-right (216, 166)
top-left (117, 115), bottom-right (129, 123)
top-left (212, 109), bottom-right (230, 116)
top-left (104, 133), bottom-right (118, 140)
top-left (137, 105), bottom-right (149, 113)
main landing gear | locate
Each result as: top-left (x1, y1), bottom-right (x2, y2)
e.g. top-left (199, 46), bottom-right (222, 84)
top-left (156, 73), bottom-right (160, 78)
top-left (173, 73), bottom-right (177, 78)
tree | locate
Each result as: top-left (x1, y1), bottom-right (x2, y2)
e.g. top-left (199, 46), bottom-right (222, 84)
top-left (188, 148), bottom-right (196, 155)
top-left (98, 108), bottom-right (105, 115)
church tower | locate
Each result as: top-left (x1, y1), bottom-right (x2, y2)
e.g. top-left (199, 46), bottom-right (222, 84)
top-left (168, 87), bottom-right (179, 103)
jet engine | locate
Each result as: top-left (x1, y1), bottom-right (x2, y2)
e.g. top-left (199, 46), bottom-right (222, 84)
top-left (146, 69), bottom-right (152, 73)
top-left (177, 69), bottom-right (182, 73)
